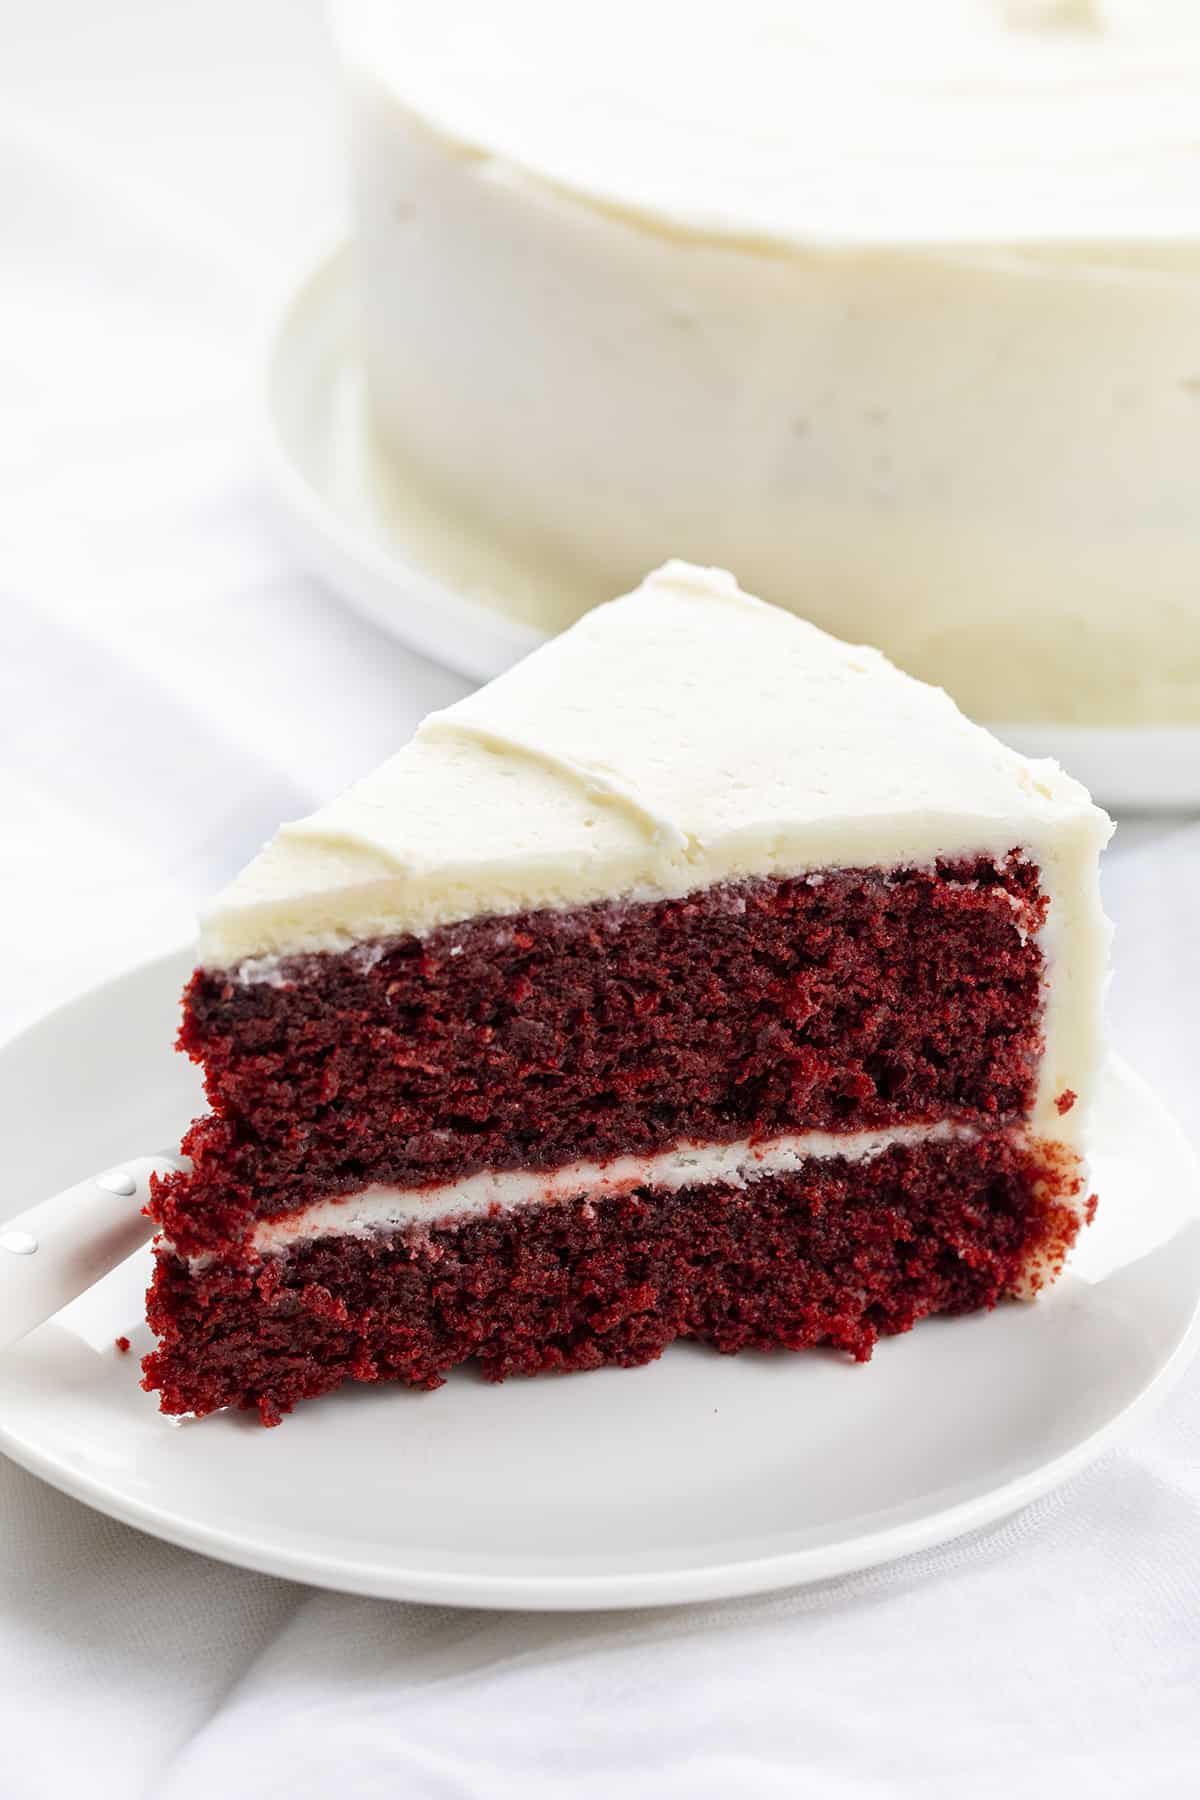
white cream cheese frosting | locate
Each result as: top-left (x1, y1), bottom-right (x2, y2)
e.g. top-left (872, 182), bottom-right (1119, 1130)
top-left (333, 1), bottom-right (1200, 732)
top-left (334, 0), bottom-right (1200, 246)
top-left (201, 562), bottom-right (1112, 1142)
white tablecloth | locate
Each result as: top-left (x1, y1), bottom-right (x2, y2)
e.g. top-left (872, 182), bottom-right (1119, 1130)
top-left (2, 5), bottom-right (1198, 1793)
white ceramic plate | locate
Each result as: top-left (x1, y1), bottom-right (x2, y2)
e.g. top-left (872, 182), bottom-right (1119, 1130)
top-left (2, 950), bottom-right (1198, 1612)
top-left (264, 246), bottom-right (1200, 808)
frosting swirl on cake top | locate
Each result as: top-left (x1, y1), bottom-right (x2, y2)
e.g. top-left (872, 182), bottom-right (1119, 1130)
top-left (202, 561), bottom-right (1109, 947)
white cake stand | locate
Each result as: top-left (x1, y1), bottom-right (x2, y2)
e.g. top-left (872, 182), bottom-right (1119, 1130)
top-left (263, 248), bottom-right (1200, 811)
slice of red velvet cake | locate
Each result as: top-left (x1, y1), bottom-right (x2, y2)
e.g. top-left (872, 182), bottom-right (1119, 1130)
top-left (143, 561), bottom-right (1112, 1424)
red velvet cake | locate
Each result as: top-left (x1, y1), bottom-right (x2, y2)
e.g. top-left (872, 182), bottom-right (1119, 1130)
top-left (143, 562), bottom-right (1112, 1424)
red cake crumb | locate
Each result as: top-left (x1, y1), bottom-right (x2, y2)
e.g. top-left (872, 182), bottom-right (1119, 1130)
top-left (115, 1336), bottom-right (131, 1354)
top-left (141, 854), bottom-right (1086, 1426)
top-left (142, 1133), bottom-right (1084, 1425)
top-left (1055, 1089), bottom-right (1077, 1115)
top-left (153, 858), bottom-right (1047, 1257)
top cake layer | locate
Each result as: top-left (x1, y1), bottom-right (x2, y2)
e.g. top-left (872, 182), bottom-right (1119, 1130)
top-left (334, 0), bottom-right (1200, 246)
top-left (201, 565), bottom-right (1112, 1122)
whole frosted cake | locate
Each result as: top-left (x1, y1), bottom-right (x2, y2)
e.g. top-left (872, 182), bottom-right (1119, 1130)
top-left (333, 0), bottom-right (1200, 731)
top-left (143, 564), bottom-right (1112, 1423)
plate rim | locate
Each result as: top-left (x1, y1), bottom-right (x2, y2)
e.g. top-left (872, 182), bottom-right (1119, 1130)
top-left (2, 950), bottom-right (1199, 1611)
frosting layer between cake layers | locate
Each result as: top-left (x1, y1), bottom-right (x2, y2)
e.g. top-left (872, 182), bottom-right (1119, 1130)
top-left (201, 562), bottom-right (1112, 1146)
top-left (246, 1124), bottom-right (982, 1252)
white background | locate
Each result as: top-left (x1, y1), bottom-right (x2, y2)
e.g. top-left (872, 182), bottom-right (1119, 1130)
top-left (1, 2), bottom-right (1198, 1792)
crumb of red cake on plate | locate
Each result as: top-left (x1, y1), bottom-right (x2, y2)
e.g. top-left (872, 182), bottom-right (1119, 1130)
top-left (115, 1336), bottom-right (131, 1354)
top-left (141, 562), bottom-right (1112, 1423)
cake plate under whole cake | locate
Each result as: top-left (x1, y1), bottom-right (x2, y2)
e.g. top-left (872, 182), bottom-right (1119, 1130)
top-left (0, 948), bottom-right (1198, 1610)
top-left (263, 249), bottom-right (1200, 812)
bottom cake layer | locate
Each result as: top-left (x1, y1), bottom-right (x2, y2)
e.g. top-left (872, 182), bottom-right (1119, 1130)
top-left (142, 1136), bottom-right (1090, 1426)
